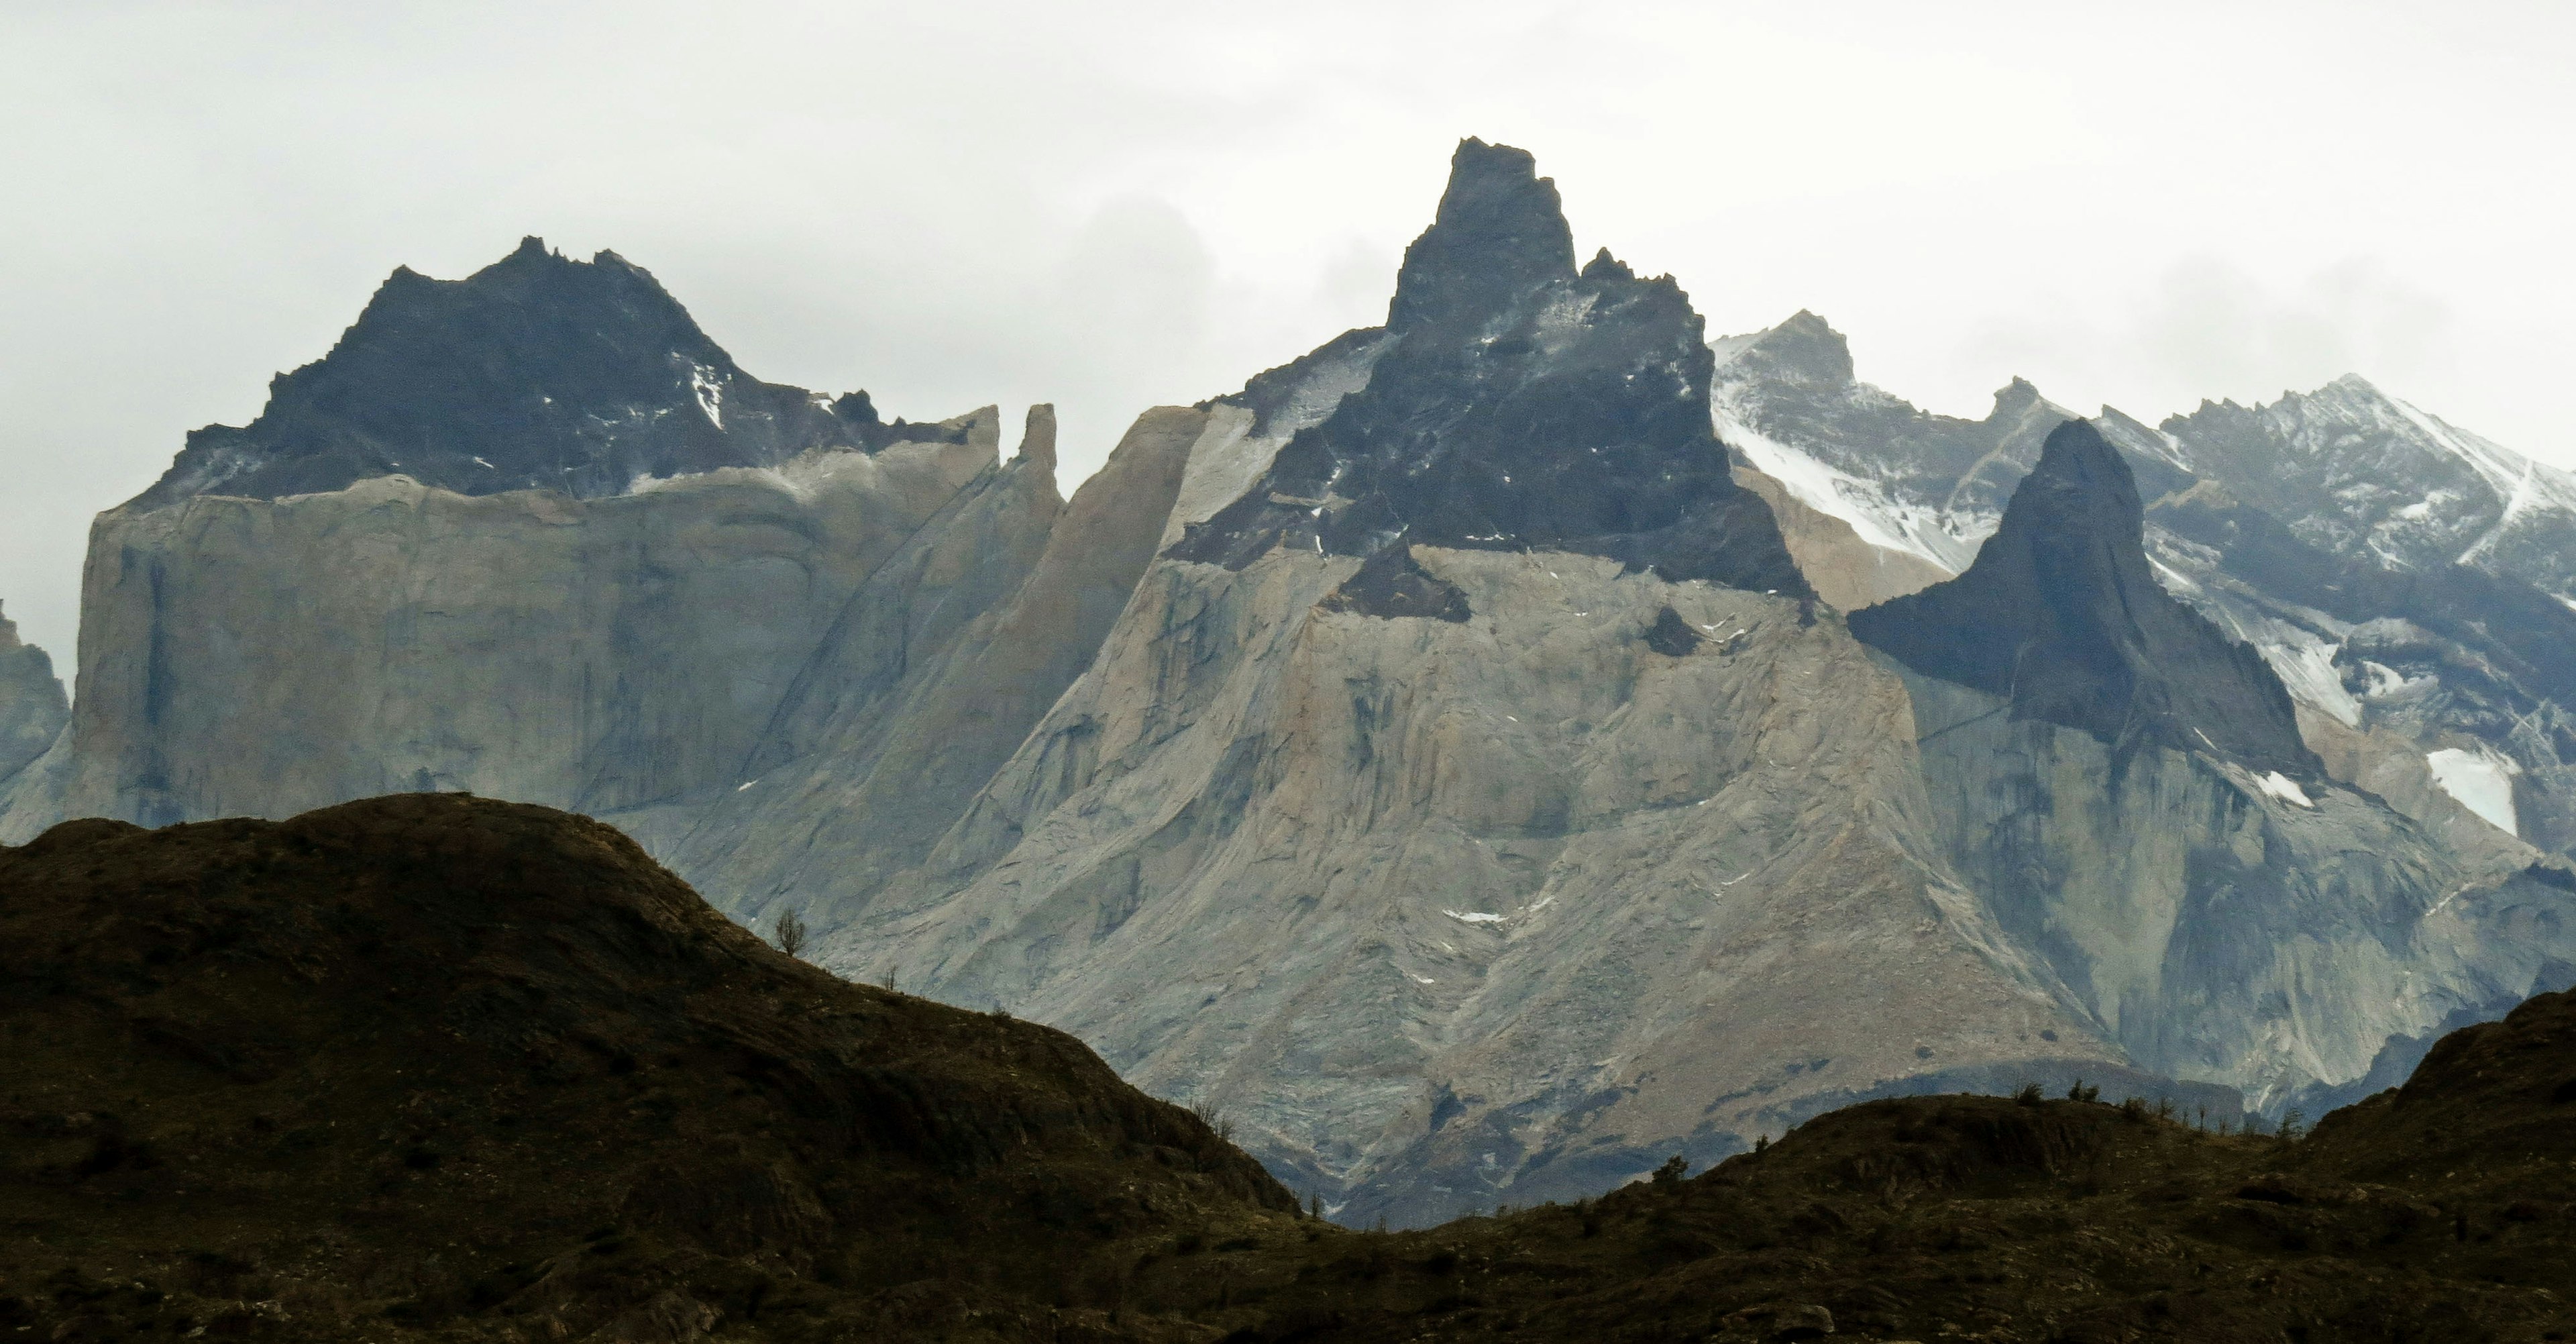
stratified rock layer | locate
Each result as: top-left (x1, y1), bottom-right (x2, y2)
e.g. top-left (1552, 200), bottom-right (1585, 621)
top-left (64, 415), bottom-right (1021, 829)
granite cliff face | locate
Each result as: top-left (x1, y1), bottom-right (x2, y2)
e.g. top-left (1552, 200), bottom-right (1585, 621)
top-left (41, 242), bottom-right (1078, 851)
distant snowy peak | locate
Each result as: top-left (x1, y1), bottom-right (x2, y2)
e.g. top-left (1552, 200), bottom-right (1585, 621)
top-left (2161, 374), bottom-right (2576, 599)
top-left (1707, 311), bottom-right (2085, 579)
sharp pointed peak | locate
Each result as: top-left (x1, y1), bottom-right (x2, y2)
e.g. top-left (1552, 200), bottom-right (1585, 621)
top-left (1387, 137), bottom-right (1576, 330)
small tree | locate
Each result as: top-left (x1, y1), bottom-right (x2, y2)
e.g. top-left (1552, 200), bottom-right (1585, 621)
top-left (773, 908), bottom-right (808, 959)
top-left (1652, 1154), bottom-right (1688, 1186)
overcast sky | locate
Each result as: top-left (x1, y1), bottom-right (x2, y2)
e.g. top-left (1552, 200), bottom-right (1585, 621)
top-left (5, 0), bottom-right (2572, 670)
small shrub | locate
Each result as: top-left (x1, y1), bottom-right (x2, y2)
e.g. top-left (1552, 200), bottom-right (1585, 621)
top-left (1754, 1134), bottom-right (1770, 1153)
top-left (1652, 1155), bottom-right (1688, 1186)
top-left (771, 909), bottom-right (808, 959)
top-left (2066, 1080), bottom-right (2100, 1103)
top-left (2277, 1107), bottom-right (2306, 1143)
top-left (2013, 1082), bottom-right (2045, 1106)
top-left (1189, 1101), bottom-right (1236, 1143)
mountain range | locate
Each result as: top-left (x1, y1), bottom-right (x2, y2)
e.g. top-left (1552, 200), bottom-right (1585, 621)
top-left (3, 138), bottom-right (2571, 1231)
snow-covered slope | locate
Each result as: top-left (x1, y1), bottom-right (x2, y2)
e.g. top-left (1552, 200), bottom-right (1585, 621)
top-left (2162, 376), bottom-right (2576, 601)
top-left (1708, 312), bottom-right (2576, 861)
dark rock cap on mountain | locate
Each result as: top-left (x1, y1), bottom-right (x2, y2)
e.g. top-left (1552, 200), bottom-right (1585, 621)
top-left (129, 237), bottom-right (959, 509)
top-left (1171, 138), bottom-right (1811, 597)
top-left (1852, 419), bottom-right (2320, 778)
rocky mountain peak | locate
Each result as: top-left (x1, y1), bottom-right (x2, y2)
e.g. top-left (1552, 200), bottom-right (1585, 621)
top-left (1727, 309), bottom-right (1856, 389)
top-left (1171, 141), bottom-right (1809, 595)
top-left (127, 240), bottom-right (957, 511)
top-left (1386, 138), bottom-right (1578, 331)
top-left (1851, 419), bottom-right (2320, 777)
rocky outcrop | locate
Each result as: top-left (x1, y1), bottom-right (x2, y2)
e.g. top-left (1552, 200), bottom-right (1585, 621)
top-left (131, 238), bottom-right (951, 509)
top-left (1850, 420), bottom-right (2319, 779)
top-left (0, 601), bottom-right (66, 786)
top-left (1171, 140), bottom-right (1808, 597)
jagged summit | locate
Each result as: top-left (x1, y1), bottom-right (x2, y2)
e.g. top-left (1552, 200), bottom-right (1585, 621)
top-left (129, 239), bottom-right (962, 510)
top-left (1385, 138), bottom-right (1578, 330)
top-left (1171, 140), bottom-right (1810, 595)
top-left (1717, 309), bottom-right (1855, 388)
top-left (2159, 373), bottom-right (2576, 599)
top-left (1851, 419), bottom-right (2320, 778)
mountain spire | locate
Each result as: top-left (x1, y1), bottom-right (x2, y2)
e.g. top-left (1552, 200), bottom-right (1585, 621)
top-left (1386, 138), bottom-right (1578, 331)
top-left (1851, 419), bottom-right (2320, 777)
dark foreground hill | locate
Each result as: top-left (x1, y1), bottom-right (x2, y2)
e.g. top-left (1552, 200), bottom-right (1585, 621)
top-left (0, 794), bottom-right (1295, 1341)
top-left (7, 795), bottom-right (2576, 1342)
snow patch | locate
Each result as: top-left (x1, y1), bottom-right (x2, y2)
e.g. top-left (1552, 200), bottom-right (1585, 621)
top-left (1713, 396), bottom-right (1986, 572)
top-left (2426, 746), bottom-right (2522, 835)
top-left (689, 363), bottom-right (726, 429)
top-left (1443, 909), bottom-right (1506, 925)
top-left (2257, 636), bottom-right (2361, 728)
top-left (2257, 772), bottom-right (2315, 809)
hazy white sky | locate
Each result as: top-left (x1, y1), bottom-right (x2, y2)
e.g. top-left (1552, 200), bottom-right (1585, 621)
top-left (5, 0), bottom-right (2571, 668)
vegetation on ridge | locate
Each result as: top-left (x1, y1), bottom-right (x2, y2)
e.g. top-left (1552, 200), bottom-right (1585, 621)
top-left (5, 792), bottom-right (2574, 1341)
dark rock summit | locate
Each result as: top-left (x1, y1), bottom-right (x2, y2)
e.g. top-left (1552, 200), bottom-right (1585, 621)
top-left (1172, 139), bottom-right (1810, 597)
top-left (1852, 419), bottom-right (2320, 778)
top-left (130, 237), bottom-right (957, 509)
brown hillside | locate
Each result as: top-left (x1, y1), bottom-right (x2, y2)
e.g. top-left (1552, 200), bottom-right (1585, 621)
top-left (0, 794), bottom-right (1293, 1341)
top-left (8, 793), bottom-right (2576, 1341)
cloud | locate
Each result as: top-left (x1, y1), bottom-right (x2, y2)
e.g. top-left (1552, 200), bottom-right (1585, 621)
top-left (1953, 256), bottom-right (2461, 423)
